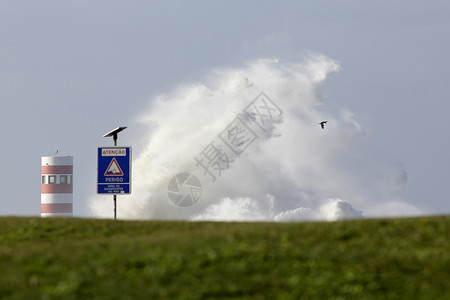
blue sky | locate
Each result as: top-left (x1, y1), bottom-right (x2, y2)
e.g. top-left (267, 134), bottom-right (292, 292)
top-left (1, 1), bottom-right (449, 218)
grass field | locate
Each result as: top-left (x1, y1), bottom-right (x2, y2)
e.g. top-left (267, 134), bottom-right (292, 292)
top-left (0, 216), bottom-right (449, 299)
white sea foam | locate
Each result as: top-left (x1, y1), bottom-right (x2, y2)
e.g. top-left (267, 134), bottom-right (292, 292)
top-left (90, 54), bottom-right (419, 221)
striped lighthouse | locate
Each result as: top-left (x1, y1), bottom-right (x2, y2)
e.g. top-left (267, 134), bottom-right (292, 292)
top-left (41, 156), bottom-right (73, 217)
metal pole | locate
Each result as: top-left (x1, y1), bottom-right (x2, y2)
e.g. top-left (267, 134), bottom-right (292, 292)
top-left (103, 127), bottom-right (126, 220)
top-left (113, 133), bottom-right (117, 219)
top-left (113, 194), bottom-right (117, 220)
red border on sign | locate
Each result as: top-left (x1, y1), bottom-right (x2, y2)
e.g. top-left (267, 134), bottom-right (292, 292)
top-left (104, 158), bottom-right (124, 176)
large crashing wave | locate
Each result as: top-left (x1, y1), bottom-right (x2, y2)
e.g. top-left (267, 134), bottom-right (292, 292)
top-left (90, 55), bottom-right (418, 221)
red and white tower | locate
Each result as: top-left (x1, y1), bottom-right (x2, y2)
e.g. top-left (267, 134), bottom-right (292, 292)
top-left (41, 156), bottom-right (73, 217)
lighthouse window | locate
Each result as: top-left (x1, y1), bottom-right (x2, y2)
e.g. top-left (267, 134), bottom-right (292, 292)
top-left (60, 175), bottom-right (68, 184)
top-left (42, 175), bottom-right (46, 184)
top-left (49, 175), bottom-right (56, 184)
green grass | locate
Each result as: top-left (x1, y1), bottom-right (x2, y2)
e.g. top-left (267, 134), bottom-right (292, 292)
top-left (0, 216), bottom-right (449, 299)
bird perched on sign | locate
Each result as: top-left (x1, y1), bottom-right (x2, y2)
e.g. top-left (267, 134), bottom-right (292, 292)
top-left (319, 121), bottom-right (327, 129)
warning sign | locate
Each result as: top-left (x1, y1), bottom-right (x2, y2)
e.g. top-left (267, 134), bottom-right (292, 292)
top-left (97, 147), bottom-right (131, 194)
top-left (105, 158), bottom-right (124, 176)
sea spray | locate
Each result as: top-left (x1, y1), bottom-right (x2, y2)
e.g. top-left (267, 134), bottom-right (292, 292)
top-left (90, 55), bottom-right (417, 220)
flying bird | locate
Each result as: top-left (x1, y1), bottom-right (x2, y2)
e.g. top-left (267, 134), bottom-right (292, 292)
top-left (319, 121), bottom-right (327, 129)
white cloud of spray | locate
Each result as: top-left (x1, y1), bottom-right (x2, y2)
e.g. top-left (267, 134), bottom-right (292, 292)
top-left (90, 54), bottom-right (420, 221)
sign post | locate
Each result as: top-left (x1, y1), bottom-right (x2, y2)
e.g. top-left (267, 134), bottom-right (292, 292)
top-left (98, 127), bottom-right (131, 219)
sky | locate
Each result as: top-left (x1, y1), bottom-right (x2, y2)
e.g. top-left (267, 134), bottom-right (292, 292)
top-left (1, 0), bottom-right (449, 219)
